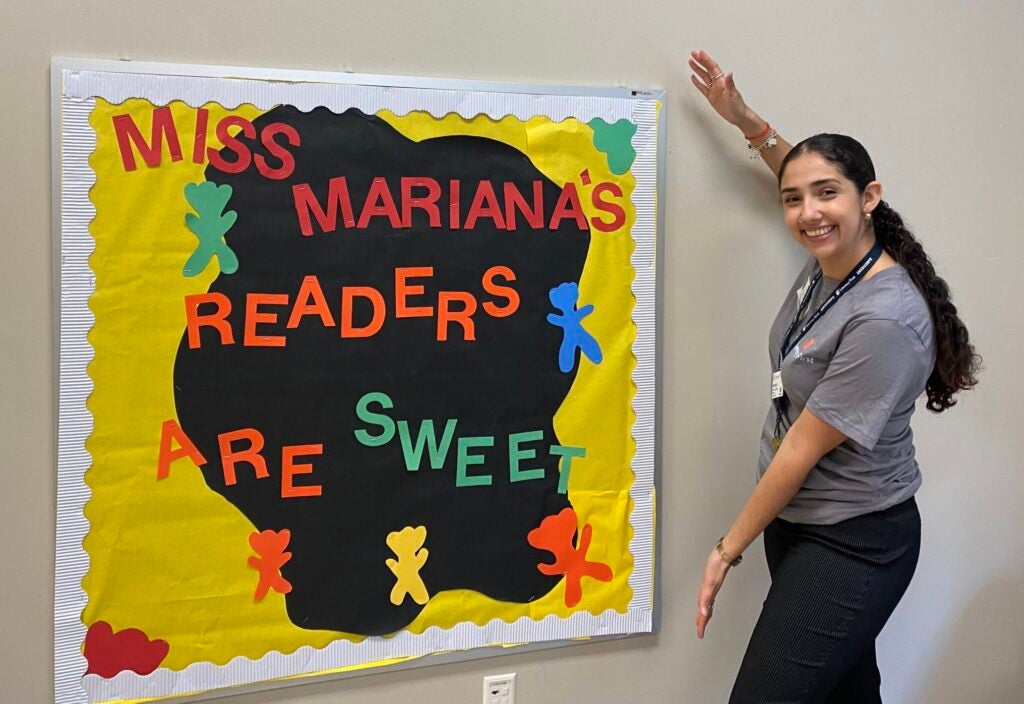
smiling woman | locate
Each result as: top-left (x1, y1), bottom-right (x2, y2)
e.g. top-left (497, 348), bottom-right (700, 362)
top-left (688, 50), bottom-right (981, 703)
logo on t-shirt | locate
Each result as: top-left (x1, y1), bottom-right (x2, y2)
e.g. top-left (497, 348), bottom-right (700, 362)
top-left (793, 338), bottom-right (816, 364)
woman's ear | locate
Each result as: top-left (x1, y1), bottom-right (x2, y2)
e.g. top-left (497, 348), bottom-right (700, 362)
top-left (863, 180), bottom-right (883, 213)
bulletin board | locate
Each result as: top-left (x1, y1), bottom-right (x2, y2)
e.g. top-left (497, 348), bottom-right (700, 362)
top-left (53, 58), bottom-right (662, 703)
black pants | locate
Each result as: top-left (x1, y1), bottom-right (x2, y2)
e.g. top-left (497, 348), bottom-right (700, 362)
top-left (729, 497), bottom-right (921, 704)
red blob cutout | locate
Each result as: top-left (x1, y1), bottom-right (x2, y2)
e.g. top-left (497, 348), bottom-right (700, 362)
top-left (83, 621), bottom-right (169, 678)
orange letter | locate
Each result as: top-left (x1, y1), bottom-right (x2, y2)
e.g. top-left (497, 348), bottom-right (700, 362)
top-left (244, 293), bottom-right (289, 347)
top-left (281, 444), bottom-right (324, 498)
top-left (157, 419), bottom-right (207, 479)
top-left (395, 267), bottom-right (434, 318)
top-left (482, 266), bottom-right (520, 318)
top-left (341, 287), bottom-right (386, 338)
top-left (437, 291), bottom-right (478, 341)
top-left (218, 428), bottom-right (269, 486)
top-left (287, 275), bottom-right (335, 328)
top-left (184, 292), bottom-right (234, 349)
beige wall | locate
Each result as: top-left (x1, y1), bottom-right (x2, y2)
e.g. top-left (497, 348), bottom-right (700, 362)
top-left (3, 1), bottom-right (1022, 702)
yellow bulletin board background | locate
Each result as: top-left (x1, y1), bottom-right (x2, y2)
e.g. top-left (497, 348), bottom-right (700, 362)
top-left (55, 61), bottom-right (661, 704)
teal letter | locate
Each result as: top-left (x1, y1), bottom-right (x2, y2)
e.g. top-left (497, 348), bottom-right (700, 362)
top-left (456, 436), bottom-right (495, 487)
top-left (549, 445), bottom-right (586, 494)
top-left (398, 419), bottom-right (458, 471)
top-left (354, 392), bottom-right (396, 447)
top-left (509, 430), bottom-right (545, 483)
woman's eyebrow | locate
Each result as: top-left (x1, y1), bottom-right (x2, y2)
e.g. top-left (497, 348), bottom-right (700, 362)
top-left (780, 178), bottom-right (841, 194)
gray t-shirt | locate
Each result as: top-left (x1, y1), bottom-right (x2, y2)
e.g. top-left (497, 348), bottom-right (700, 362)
top-left (757, 256), bottom-right (936, 524)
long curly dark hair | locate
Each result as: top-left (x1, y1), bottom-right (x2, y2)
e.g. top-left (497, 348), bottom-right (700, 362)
top-left (779, 133), bottom-right (981, 412)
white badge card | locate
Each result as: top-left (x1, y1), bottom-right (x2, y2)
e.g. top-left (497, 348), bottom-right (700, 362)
top-left (771, 371), bottom-right (784, 399)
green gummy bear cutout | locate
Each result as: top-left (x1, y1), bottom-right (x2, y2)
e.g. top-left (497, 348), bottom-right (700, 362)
top-left (183, 181), bottom-right (239, 277)
top-left (588, 118), bottom-right (638, 175)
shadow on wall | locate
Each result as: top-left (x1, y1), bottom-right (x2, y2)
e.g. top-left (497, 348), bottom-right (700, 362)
top-left (922, 576), bottom-right (1024, 704)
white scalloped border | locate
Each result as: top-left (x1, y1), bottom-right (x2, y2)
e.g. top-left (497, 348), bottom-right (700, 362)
top-left (56, 68), bottom-right (659, 704)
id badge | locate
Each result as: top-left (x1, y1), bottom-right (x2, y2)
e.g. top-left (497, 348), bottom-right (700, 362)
top-left (771, 370), bottom-right (784, 399)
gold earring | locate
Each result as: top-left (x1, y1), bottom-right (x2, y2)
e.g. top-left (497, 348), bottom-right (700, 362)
top-left (864, 212), bottom-right (872, 223)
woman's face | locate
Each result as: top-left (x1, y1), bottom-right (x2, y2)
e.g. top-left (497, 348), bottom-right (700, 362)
top-left (779, 151), bottom-right (881, 277)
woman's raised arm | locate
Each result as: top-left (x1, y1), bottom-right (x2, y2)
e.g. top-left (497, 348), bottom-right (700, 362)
top-left (688, 49), bottom-right (793, 179)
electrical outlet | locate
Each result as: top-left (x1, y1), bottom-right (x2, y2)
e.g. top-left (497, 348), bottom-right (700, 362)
top-left (483, 672), bottom-right (516, 704)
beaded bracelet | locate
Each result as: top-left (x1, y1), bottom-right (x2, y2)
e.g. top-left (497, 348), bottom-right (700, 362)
top-left (747, 128), bottom-right (779, 160)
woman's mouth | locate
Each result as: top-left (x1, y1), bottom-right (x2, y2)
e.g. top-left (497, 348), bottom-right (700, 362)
top-left (802, 225), bottom-right (836, 239)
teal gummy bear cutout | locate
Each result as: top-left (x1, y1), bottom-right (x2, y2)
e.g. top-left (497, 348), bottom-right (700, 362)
top-left (183, 181), bottom-right (239, 277)
top-left (587, 118), bottom-right (638, 175)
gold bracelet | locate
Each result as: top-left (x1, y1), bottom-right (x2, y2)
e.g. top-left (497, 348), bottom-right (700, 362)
top-left (715, 537), bottom-right (742, 566)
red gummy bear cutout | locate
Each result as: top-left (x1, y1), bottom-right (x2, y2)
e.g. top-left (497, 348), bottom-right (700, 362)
top-left (527, 508), bottom-right (612, 607)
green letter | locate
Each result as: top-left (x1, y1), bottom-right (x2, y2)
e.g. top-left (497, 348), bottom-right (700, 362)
top-left (509, 430), bottom-right (545, 483)
top-left (398, 419), bottom-right (458, 471)
top-left (549, 445), bottom-right (586, 494)
top-left (354, 392), bottom-right (395, 447)
top-left (456, 436), bottom-right (495, 487)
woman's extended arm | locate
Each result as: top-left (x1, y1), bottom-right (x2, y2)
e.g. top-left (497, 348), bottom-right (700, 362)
top-left (688, 49), bottom-right (793, 179)
top-left (694, 409), bottom-right (847, 639)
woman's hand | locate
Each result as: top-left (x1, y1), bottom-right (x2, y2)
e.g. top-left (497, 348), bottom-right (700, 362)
top-left (688, 50), bottom-right (752, 128)
top-left (695, 547), bottom-right (731, 639)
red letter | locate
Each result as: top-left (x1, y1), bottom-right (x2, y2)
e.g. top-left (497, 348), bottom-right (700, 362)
top-left (395, 267), bottom-right (434, 318)
top-left (184, 293), bottom-right (234, 349)
top-left (111, 106), bottom-right (183, 171)
top-left (591, 182), bottom-right (626, 232)
top-left (437, 291), bottom-right (478, 341)
top-left (244, 293), bottom-right (289, 347)
top-left (218, 428), bottom-right (269, 486)
top-left (281, 444), bottom-right (323, 498)
top-left (341, 287), bottom-right (386, 338)
top-left (401, 177), bottom-right (441, 227)
top-left (208, 116), bottom-right (256, 174)
top-left (255, 122), bottom-right (300, 180)
top-left (157, 419), bottom-right (206, 479)
top-left (482, 266), bottom-right (520, 318)
top-left (504, 181), bottom-right (544, 230)
top-left (449, 179), bottom-right (461, 229)
top-left (292, 176), bottom-right (356, 237)
top-left (549, 182), bottom-right (588, 230)
top-left (357, 178), bottom-right (403, 229)
top-left (192, 108), bottom-right (209, 164)
top-left (287, 275), bottom-right (335, 328)
top-left (465, 180), bottom-right (506, 230)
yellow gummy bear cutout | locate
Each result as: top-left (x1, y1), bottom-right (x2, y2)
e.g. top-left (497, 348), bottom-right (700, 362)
top-left (385, 526), bottom-right (430, 606)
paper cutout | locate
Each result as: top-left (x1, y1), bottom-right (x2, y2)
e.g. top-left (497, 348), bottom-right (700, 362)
top-left (174, 106), bottom-right (578, 636)
top-left (527, 508), bottom-right (613, 608)
top-left (248, 529), bottom-right (293, 601)
top-left (84, 621), bottom-right (169, 678)
top-left (183, 181), bottom-right (238, 277)
top-left (587, 118), bottom-right (638, 175)
top-left (385, 526), bottom-right (430, 606)
top-left (547, 282), bottom-right (603, 372)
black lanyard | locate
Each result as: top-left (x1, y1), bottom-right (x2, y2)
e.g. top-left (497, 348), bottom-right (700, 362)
top-left (772, 241), bottom-right (884, 440)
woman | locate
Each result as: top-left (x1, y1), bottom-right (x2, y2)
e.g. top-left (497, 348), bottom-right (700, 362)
top-left (687, 50), bottom-right (981, 702)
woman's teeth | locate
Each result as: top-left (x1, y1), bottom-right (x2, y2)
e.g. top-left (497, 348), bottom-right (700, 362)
top-left (804, 225), bottom-right (835, 237)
